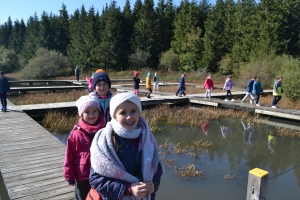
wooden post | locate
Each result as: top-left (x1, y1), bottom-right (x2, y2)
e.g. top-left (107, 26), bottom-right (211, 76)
top-left (246, 168), bottom-right (269, 200)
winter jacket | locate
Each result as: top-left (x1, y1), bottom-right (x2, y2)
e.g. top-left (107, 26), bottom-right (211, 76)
top-left (89, 91), bottom-right (113, 124)
top-left (90, 135), bottom-right (163, 200)
top-left (133, 76), bottom-right (140, 89)
top-left (178, 77), bottom-right (185, 88)
top-left (203, 77), bottom-right (214, 89)
top-left (252, 81), bottom-right (263, 95)
top-left (154, 76), bottom-right (159, 83)
top-left (146, 76), bottom-right (152, 89)
top-left (0, 76), bottom-right (10, 93)
top-left (223, 79), bottom-right (236, 90)
top-left (64, 119), bottom-right (104, 183)
top-left (273, 80), bottom-right (283, 96)
top-left (246, 79), bottom-right (255, 92)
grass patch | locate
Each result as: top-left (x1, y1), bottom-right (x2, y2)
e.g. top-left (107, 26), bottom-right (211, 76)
top-left (174, 164), bottom-right (205, 179)
top-left (43, 111), bottom-right (78, 134)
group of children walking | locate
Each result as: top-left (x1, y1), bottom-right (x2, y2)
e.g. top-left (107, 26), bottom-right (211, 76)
top-left (64, 70), bottom-right (164, 200)
top-left (133, 71), bottom-right (159, 98)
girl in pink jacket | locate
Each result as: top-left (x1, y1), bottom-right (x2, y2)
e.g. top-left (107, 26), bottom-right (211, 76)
top-left (203, 74), bottom-right (214, 100)
top-left (64, 95), bottom-right (105, 200)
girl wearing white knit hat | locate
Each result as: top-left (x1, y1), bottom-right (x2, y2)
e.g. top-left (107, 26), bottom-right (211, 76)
top-left (89, 92), bottom-right (164, 200)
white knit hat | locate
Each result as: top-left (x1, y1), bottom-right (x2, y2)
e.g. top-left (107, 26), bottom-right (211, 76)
top-left (110, 92), bottom-right (142, 119)
top-left (76, 95), bottom-right (100, 116)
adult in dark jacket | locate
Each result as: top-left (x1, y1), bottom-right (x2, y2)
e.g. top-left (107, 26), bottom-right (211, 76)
top-left (75, 67), bottom-right (80, 81)
top-left (252, 77), bottom-right (263, 106)
top-left (0, 71), bottom-right (10, 112)
top-left (175, 73), bottom-right (186, 97)
top-left (241, 76), bottom-right (256, 104)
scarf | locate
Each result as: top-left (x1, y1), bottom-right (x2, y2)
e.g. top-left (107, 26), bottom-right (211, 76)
top-left (90, 117), bottom-right (164, 200)
top-left (77, 118), bottom-right (104, 135)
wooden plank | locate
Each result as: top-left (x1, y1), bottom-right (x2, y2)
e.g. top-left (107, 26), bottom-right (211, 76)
top-left (189, 99), bottom-right (218, 107)
top-left (9, 181), bottom-right (72, 200)
top-left (255, 109), bottom-right (300, 120)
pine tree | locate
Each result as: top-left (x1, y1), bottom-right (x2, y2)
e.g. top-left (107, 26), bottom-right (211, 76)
top-left (21, 13), bottom-right (41, 63)
top-left (171, 0), bottom-right (203, 71)
top-left (202, 0), bottom-right (227, 72)
top-left (97, 1), bottom-right (126, 71)
top-left (132, 0), bottom-right (159, 67)
top-left (56, 4), bottom-right (70, 55)
top-left (0, 17), bottom-right (13, 48)
top-left (122, 0), bottom-right (134, 69)
top-left (8, 19), bottom-right (26, 54)
top-left (231, 0), bottom-right (258, 62)
top-left (40, 11), bottom-right (55, 50)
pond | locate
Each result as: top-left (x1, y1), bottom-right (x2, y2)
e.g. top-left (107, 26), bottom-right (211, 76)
top-left (2, 118), bottom-right (299, 200)
top-left (52, 118), bottom-right (300, 200)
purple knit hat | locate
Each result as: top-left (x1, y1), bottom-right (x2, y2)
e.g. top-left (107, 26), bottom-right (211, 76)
top-left (76, 95), bottom-right (100, 116)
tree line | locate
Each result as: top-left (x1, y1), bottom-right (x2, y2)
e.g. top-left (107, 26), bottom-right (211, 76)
top-left (0, 0), bottom-right (300, 74)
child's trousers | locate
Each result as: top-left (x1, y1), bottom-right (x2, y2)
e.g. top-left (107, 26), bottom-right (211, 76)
top-left (133, 89), bottom-right (139, 96)
top-left (205, 89), bottom-right (211, 98)
top-left (75, 179), bottom-right (91, 200)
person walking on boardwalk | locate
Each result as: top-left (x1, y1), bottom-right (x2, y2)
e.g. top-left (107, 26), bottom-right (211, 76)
top-left (153, 72), bottom-right (159, 92)
top-left (89, 72), bottom-right (113, 124)
top-left (176, 73), bottom-right (186, 97)
top-left (146, 72), bottom-right (152, 98)
top-left (89, 92), bottom-right (164, 200)
top-left (133, 71), bottom-right (140, 96)
top-left (223, 75), bottom-right (236, 101)
top-left (271, 76), bottom-right (283, 108)
top-left (241, 76), bottom-right (257, 104)
top-left (252, 76), bottom-right (263, 106)
top-left (0, 71), bottom-right (10, 112)
top-left (75, 67), bottom-right (80, 81)
top-left (64, 95), bottom-right (105, 200)
top-left (203, 73), bottom-right (214, 100)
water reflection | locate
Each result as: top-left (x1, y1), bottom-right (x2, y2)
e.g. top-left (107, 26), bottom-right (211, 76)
top-left (154, 119), bottom-right (300, 200)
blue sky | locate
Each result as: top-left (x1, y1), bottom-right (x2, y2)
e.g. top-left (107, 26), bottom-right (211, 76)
top-left (0, 0), bottom-right (217, 24)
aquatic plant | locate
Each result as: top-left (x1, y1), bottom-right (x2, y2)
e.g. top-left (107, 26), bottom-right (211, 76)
top-left (43, 111), bottom-right (78, 134)
top-left (174, 164), bottom-right (204, 179)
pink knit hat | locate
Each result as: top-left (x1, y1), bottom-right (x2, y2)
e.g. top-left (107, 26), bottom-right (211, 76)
top-left (76, 95), bottom-right (100, 116)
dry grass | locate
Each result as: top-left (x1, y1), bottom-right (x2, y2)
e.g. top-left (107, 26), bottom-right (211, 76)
top-left (143, 105), bottom-right (255, 132)
top-left (275, 127), bottom-right (300, 138)
top-left (43, 111), bottom-right (78, 134)
top-left (9, 90), bottom-right (88, 105)
top-left (174, 164), bottom-right (205, 179)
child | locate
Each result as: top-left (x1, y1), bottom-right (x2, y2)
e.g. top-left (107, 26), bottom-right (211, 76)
top-left (133, 71), bottom-right (140, 96)
top-left (241, 76), bottom-right (257, 104)
top-left (175, 73), bottom-right (186, 97)
top-left (252, 76), bottom-right (263, 106)
top-left (153, 72), bottom-right (159, 92)
top-left (271, 76), bottom-right (283, 108)
top-left (86, 77), bottom-right (93, 93)
top-left (86, 69), bottom-right (105, 94)
top-left (223, 75), bottom-right (236, 101)
top-left (64, 95), bottom-right (105, 200)
top-left (75, 67), bottom-right (80, 81)
top-left (0, 71), bottom-right (10, 112)
top-left (203, 74), bottom-right (214, 100)
top-left (146, 72), bottom-right (152, 98)
top-left (90, 92), bottom-right (164, 200)
top-left (89, 72), bottom-right (113, 124)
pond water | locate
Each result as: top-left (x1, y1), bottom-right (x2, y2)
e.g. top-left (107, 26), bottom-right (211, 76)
top-left (2, 119), bottom-right (300, 200)
top-left (52, 119), bottom-right (300, 199)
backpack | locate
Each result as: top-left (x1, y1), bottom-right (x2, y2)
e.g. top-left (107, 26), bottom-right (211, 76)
top-left (86, 188), bottom-right (102, 200)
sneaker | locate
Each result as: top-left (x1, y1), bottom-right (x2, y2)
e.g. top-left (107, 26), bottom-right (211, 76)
top-left (256, 104), bottom-right (260, 106)
top-left (231, 99), bottom-right (235, 101)
top-left (250, 100), bottom-right (253, 104)
top-left (241, 101), bottom-right (245, 104)
top-left (271, 105), bottom-right (277, 108)
top-left (224, 99), bottom-right (229, 101)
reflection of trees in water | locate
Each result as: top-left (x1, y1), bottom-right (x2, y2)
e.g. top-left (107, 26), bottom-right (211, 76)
top-left (155, 119), bottom-right (300, 186)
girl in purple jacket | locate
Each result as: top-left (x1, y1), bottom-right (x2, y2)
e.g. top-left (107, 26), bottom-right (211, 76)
top-left (64, 95), bottom-right (105, 200)
top-left (223, 75), bottom-right (237, 101)
top-left (90, 92), bottom-right (164, 200)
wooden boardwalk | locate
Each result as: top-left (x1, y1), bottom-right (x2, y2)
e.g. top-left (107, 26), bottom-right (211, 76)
top-left (0, 101), bottom-right (74, 200)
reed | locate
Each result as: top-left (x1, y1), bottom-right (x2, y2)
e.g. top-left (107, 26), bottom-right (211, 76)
top-left (43, 111), bottom-right (78, 134)
top-left (174, 164), bottom-right (204, 179)
top-left (275, 127), bottom-right (300, 138)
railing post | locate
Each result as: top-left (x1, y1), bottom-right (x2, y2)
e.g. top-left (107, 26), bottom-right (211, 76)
top-left (246, 168), bottom-right (269, 200)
